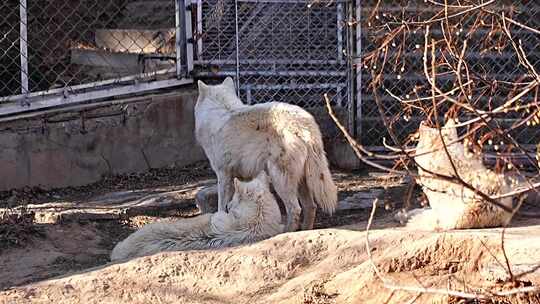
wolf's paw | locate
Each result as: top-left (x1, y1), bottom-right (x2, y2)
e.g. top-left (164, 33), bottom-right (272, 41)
top-left (284, 218), bottom-right (301, 232)
top-left (396, 208), bottom-right (448, 231)
top-left (394, 209), bottom-right (410, 225)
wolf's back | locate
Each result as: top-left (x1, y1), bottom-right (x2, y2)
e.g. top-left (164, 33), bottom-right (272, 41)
top-left (234, 103), bottom-right (338, 214)
top-left (227, 102), bottom-right (319, 136)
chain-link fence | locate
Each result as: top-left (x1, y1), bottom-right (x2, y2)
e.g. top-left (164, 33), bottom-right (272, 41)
top-left (2, 0), bottom-right (538, 151)
top-left (358, 1), bottom-right (540, 149)
top-left (193, 0), bottom-right (353, 123)
top-left (0, 0), bottom-right (193, 115)
top-left (193, 0), bottom-right (539, 151)
top-left (0, 1), bottom-right (23, 99)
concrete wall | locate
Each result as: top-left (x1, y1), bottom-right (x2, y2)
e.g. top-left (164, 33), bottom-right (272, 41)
top-left (0, 89), bottom-right (206, 191)
top-left (0, 90), bottom-right (362, 191)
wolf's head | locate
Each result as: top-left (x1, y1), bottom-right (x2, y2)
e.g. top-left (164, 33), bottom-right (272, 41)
top-left (416, 119), bottom-right (459, 155)
top-left (228, 171), bottom-right (269, 212)
top-left (197, 77), bottom-right (244, 109)
top-left (226, 171), bottom-right (280, 225)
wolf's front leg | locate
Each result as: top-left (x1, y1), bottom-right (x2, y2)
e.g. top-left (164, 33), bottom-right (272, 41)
top-left (217, 171), bottom-right (234, 212)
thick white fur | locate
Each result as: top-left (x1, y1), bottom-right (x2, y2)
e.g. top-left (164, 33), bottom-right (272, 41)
top-left (110, 172), bottom-right (283, 261)
top-left (408, 120), bottom-right (513, 230)
top-left (195, 77), bottom-right (337, 231)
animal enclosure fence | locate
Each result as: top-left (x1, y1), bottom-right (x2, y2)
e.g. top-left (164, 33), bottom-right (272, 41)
top-left (0, 0), bottom-right (538, 152)
top-left (0, 0), bottom-right (193, 117)
top-left (193, 0), bottom-right (539, 153)
top-left (357, 1), bottom-right (540, 150)
top-left (193, 0), bottom-right (355, 129)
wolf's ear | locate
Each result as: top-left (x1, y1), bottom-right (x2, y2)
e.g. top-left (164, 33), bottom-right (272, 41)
top-left (223, 77), bottom-right (235, 90)
top-left (418, 121), bottom-right (431, 133)
top-left (444, 118), bottom-right (457, 129)
top-left (198, 80), bottom-right (209, 98)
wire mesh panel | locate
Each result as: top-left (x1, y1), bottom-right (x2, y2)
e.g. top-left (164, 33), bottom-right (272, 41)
top-left (358, 1), bottom-right (540, 149)
top-left (0, 0), bottom-right (193, 110)
top-left (195, 0), bottom-right (352, 111)
top-left (28, 0), bottom-right (174, 91)
top-left (27, 0), bottom-right (176, 91)
top-left (0, 1), bottom-right (22, 98)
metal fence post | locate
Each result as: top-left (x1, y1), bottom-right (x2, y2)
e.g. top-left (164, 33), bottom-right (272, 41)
top-left (175, 0), bottom-right (185, 78)
top-left (196, 0), bottom-right (203, 60)
top-left (19, 0), bottom-right (29, 106)
top-left (184, 1), bottom-right (194, 75)
top-left (337, 3), bottom-right (344, 64)
top-left (346, 1), bottom-right (355, 134)
top-left (337, 2), bottom-right (344, 109)
top-left (176, 0), bottom-right (194, 78)
top-left (355, 0), bottom-right (362, 141)
top-left (233, 0), bottom-right (241, 94)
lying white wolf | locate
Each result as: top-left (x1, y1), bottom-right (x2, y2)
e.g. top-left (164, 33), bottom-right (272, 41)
top-left (195, 77), bottom-right (338, 231)
top-left (110, 172), bottom-right (283, 261)
top-left (405, 120), bottom-right (513, 230)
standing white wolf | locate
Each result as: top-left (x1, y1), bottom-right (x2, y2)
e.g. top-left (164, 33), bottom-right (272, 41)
top-left (110, 172), bottom-right (283, 261)
top-left (195, 77), bottom-right (338, 232)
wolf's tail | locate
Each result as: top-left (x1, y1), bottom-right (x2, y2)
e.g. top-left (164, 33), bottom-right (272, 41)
top-left (110, 214), bottom-right (214, 262)
top-left (304, 144), bottom-right (338, 214)
top-left (110, 206), bottom-right (283, 261)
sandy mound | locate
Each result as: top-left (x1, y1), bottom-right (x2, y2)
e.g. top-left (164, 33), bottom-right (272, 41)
top-left (1, 217), bottom-right (539, 304)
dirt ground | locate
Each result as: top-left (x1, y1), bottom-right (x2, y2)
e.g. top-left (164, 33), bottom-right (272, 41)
top-left (1, 162), bottom-right (539, 303)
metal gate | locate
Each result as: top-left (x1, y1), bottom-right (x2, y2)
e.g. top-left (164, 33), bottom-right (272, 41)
top-left (193, 0), bottom-right (355, 130)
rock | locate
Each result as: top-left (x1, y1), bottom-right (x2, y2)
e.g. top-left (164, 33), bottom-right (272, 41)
top-left (195, 185), bottom-right (218, 214)
top-left (0, 180), bottom-right (216, 224)
top-left (336, 190), bottom-right (383, 211)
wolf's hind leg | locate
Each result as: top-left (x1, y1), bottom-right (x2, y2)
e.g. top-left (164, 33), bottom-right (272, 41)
top-left (283, 194), bottom-right (302, 232)
top-left (268, 164), bottom-right (302, 232)
top-left (299, 181), bottom-right (316, 230)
